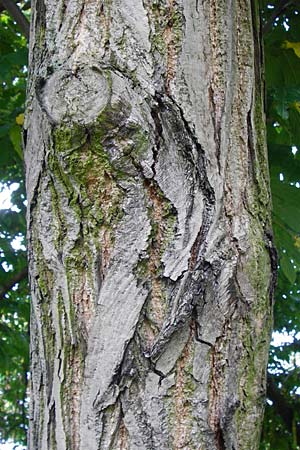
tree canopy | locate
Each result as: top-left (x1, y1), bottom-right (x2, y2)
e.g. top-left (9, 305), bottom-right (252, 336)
top-left (0, 0), bottom-right (299, 448)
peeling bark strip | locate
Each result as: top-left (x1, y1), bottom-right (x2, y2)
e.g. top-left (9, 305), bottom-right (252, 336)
top-left (25, 0), bottom-right (275, 449)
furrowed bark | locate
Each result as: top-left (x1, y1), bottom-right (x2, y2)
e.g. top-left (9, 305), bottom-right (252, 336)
top-left (25, 0), bottom-right (275, 449)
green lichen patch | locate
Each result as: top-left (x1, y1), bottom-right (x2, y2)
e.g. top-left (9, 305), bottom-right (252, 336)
top-left (134, 257), bottom-right (150, 281)
top-left (126, 128), bottom-right (150, 161)
top-left (52, 116), bottom-right (125, 229)
top-left (53, 124), bottom-right (87, 154)
top-left (244, 223), bottom-right (271, 315)
top-left (236, 313), bottom-right (272, 450)
top-left (252, 96), bottom-right (271, 210)
top-left (145, 0), bottom-right (184, 90)
top-left (148, 2), bottom-right (184, 56)
top-left (236, 224), bottom-right (272, 448)
top-left (49, 104), bottom-right (158, 344)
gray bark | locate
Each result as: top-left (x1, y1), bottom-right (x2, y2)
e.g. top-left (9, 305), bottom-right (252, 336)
top-left (25, 0), bottom-right (276, 449)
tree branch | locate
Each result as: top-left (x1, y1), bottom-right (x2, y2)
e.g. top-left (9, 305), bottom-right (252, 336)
top-left (0, 0), bottom-right (30, 40)
top-left (262, 0), bottom-right (295, 35)
top-left (0, 266), bottom-right (28, 300)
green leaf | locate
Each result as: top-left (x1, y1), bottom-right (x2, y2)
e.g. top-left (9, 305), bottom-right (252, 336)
top-left (280, 254), bottom-right (297, 285)
top-left (9, 124), bottom-right (22, 159)
top-left (282, 41), bottom-right (300, 58)
top-left (288, 107), bottom-right (300, 147)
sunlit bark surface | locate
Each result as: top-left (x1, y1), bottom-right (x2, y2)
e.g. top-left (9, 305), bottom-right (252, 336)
top-left (25, 0), bottom-right (276, 449)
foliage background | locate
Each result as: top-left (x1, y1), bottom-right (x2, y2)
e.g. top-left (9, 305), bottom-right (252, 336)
top-left (260, 1), bottom-right (300, 448)
top-left (0, 0), bottom-right (300, 448)
top-left (0, 1), bottom-right (29, 446)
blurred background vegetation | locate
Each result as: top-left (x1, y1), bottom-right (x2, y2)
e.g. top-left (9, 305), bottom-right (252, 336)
top-left (0, 1), bottom-right (29, 448)
top-left (0, 0), bottom-right (299, 448)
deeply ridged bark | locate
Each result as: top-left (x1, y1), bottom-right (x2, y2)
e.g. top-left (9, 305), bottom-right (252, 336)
top-left (25, 0), bottom-right (276, 449)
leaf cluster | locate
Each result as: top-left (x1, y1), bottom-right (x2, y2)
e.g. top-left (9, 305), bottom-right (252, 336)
top-left (260, 1), bottom-right (300, 448)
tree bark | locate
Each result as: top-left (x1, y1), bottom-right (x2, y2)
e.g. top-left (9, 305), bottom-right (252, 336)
top-left (25, 0), bottom-right (276, 449)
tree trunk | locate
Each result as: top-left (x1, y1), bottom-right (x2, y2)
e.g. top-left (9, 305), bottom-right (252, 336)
top-left (25, 0), bottom-right (276, 449)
